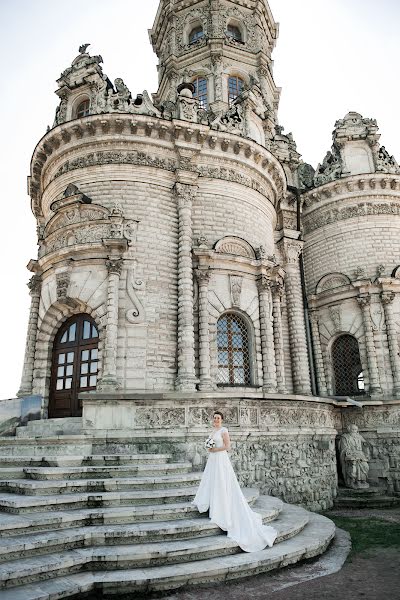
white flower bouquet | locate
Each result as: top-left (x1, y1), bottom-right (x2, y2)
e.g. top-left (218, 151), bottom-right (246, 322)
top-left (205, 437), bottom-right (216, 450)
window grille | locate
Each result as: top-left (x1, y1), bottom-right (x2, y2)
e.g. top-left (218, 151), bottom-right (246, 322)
top-left (228, 76), bottom-right (244, 105)
top-left (217, 313), bottom-right (251, 386)
top-left (193, 77), bottom-right (208, 109)
top-left (332, 334), bottom-right (365, 396)
top-left (76, 99), bottom-right (90, 118)
top-left (189, 26), bottom-right (204, 44)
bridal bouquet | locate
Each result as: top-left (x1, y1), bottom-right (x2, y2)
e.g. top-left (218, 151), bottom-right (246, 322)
top-left (205, 437), bottom-right (216, 450)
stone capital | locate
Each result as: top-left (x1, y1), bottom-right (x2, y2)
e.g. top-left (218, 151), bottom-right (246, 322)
top-left (256, 274), bottom-right (273, 292)
top-left (174, 182), bottom-right (198, 206)
top-left (195, 268), bottom-right (211, 285)
top-left (106, 258), bottom-right (124, 276)
top-left (281, 240), bottom-right (303, 265)
top-left (357, 294), bottom-right (371, 309)
top-left (381, 291), bottom-right (395, 305)
top-left (27, 274), bottom-right (42, 294)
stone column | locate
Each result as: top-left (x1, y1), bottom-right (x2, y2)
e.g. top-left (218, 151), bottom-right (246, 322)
top-left (17, 274), bottom-right (42, 397)
top-left (271, 281), bottom-right (286, 393)
top-left (357, 294), bottom-right (381, 395)
top-left (195, 268), bottom-right (213, 391)
top-left (98, 258), bottom-right (123, 391)
top-left (257, 275), bottom-right (277, 392)
top-left (381, 291), bottom-right (400, 397)
top-left (309, 310), bottom-right (328, 396)
top-left (174, 183), bottom-right (197, 391)
top-left (280, 240), bottom-right (311, 395)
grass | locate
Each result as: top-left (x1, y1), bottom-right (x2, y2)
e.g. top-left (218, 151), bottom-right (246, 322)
top-left (326, 514), bottom-right (400, 556)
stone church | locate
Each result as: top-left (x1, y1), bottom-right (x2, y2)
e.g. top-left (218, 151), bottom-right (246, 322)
top-left (17, 0), bottom-right (400, 508)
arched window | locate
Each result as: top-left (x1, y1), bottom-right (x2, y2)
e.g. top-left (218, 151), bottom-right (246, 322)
top-left (217, 313), bottom-right (251, 386)
top-left (332, 334), bottom-right (365, 396)
top-left (228, 76), bottom-right (244, 105)
top-left (226, 24), bottom-right (242, 42)
top-left (193, 76), bottom-right (208, 110)
top-left (189, 25), bottom-right (204, 44)
top-left (49, 314), bottom-right (99, 418)
top-left (76, 99), bottom-right (90, 119)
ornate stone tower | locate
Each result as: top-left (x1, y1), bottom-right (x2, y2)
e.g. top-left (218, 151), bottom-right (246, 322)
top-left (301, 112), bottom-right (400, 400)
top-left (150, 0), bottom-right (280, 146)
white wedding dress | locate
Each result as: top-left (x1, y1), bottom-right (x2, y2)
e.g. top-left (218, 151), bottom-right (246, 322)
top-left (192, 426), bottom-right (277, 552)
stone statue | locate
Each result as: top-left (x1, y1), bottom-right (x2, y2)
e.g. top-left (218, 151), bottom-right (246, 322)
top-left (338, 424), bottom-right (369, 489)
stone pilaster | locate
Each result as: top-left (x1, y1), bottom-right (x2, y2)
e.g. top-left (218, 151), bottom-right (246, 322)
top-left (357, 294), bottom-right (381, 395)
top-left (98, 258), bottom-right (123, 391)
top-left (257, 275), bottom-right (277, 392)
top-left (195, 268), bottom-right (213, 391)
top-left (17, 275), bottom-right (42, 397)
top-left (381, 291), bottom-right (400, 397)
top-left (271, 281), bottom-right (287, 393)
top-left (280, 240), bottom-right (311, 395)
top-left (174, 183), bottom-right (197, 391)
top-left (309, 310), bottom-right (328, 396)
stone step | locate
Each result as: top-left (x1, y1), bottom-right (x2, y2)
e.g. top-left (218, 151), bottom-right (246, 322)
top-left (336, 486), bottom-right (386, 498)
top-left (0, 492), bottom-right (275, 561)
top-left (22, 463), bottom-right (188, 481)
top-left (0, 454), bottom-right (172, 468)
top-left (0, 502), bottom-right (298, 590)
top-left (0, 475), bottom-right (203, 513)
top-left (16, 418), bottom-right (83, 438)
top-left (0, 465), bottom-right (195, 496)
top-left (333, 494), bottom-right (400, 509)
top-left (0, 511), bottom-right (334, 598)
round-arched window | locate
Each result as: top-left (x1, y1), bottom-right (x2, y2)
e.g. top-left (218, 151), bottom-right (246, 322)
top-left (76, 99), bottom-right (90, 119)
top-left (332, 334), bottom-right (365, 396)
top-left (228, 76), bottom-right (244, 104)
top-left (226, 24), bottom-right (242, 42)
top-left (189, 25), bottom-right (204, 44)
top-left (192, 77), bottom-right (208, 110)
top-left (217, 313), bottom-right (251, 386)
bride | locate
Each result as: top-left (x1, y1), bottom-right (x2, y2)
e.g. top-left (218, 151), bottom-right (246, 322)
top-left (192, 411), bottom-right (277, 553)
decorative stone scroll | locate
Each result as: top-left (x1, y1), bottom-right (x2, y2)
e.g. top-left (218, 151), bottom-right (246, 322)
top-left (214, 236), bottom-right (256, 259)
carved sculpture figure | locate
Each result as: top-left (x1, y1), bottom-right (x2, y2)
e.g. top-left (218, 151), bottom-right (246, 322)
top-left (338, 424), bottom-right (369, 489)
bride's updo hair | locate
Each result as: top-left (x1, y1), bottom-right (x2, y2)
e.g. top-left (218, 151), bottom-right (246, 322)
top-left (213, 411), bottom-right (224, 420)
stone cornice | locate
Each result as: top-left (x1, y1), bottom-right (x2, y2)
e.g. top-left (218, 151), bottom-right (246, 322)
top-left (302, 173), bottom-right (400, 213)
top-left (29, 113), bottom-right (286, 220)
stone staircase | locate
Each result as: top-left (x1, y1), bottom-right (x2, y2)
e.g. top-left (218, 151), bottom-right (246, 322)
top-left (0, 434), bottom-right (336, 599)
top-left (334, 486), bottom-right (400, 509)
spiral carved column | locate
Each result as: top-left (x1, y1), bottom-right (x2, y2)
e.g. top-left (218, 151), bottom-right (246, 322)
top-left (357, 294), bottom-right (381, 395)
top-left (381, 291), bottom-right (400, 397)
top-left (17, 274), bottom-right (42, 397)
top-left (196, 268), bottom-right (213, 391)
top-left (257, 275), bottom-right (277, 392)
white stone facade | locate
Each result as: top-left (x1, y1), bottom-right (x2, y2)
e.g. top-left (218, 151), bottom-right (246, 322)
top-left (15, 0), bottom-right (400, 504)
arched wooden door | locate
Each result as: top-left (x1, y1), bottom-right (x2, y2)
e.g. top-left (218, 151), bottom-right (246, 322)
top-left (49, 314), bottom-right (99, 418)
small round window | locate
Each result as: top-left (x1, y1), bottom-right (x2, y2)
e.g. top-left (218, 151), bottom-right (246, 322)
top-left (76, 99), bottom-right (90, 119)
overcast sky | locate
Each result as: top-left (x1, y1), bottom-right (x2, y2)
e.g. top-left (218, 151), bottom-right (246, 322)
top-left (0, 0), bottom-right (399, 399)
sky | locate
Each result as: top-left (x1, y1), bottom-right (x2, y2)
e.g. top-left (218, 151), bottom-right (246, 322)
top-left (0, 0), bottom-right (399, 398)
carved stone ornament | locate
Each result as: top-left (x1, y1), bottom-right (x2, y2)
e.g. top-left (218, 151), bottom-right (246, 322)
top-left (381, 291), bottom-right (395, 305)
top-left (376, 146), bottom-right (400, 175)
top-left (338, 424), bottom-right (370, 489)
top-left (357, 294), bottom-right (371, 309)
top-left (316, 272), bottom-right (351, 295)
top-left (354, 266), bottom-right (367, 280)
top-left (126, 267), bottom-right (145, 324)
top-left (53, 151), bottom-right (177, 182)
top-left (230, 275), bottom-right (243, 307)
top-left (195, 269), bottom-right (211, 285)
top-left (174, 183), bottom-right (198, 205)
top-left (329, 306), bottom-right (342, 331)
top-left (303, 200), bottom-right (400, 235)
top-left (56, 272), bottom-right (70, 299)
top-left (214, 236), bottom-right (256, 259)
top-left (106, 258), bottom-right (123, 276)
top-left (27, 274), bottom-right (42, 294)
top-left (283, 242), bottom-right (302, 265)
